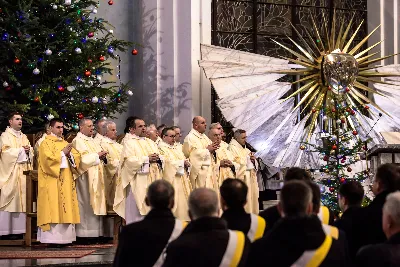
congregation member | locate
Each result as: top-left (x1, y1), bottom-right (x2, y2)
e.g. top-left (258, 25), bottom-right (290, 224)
top-left (114, 117), bottom-right (162, 224)
top-left (229, 129), bottom-right (259, 214)
top-left (37, 118), bottom-right (81, 244)
top-left (183, 116), bottom-right (219, 189)
top-left (163, 188), bottom-right (250, 267)
top-left (208, 126), bottom-right (238, 187)
top-left (353, 163), bottom-right (400, 251)
top-left (356, 191), bottom-right (400, 267)
top-left (94, 118), bottom-right (107, 144)
top-left (158, 127), bottom-right (191, 221)
top-left (334, 181), bottom-right (364, 260)
top-left (72, 118), bottom-right (108, 241)
top-left (113, 180), bottom-right (186, 267)
top-left (146, 124), bottom-right (158, 143)
top-left (0, 112), bottom-right (33, 238)
top-left (220, 179), bottom-right (266, 242)
top-left (247, 181), bottom-right (349, 267)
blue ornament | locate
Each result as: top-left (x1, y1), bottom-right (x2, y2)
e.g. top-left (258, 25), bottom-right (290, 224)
top-left (2, 33), bottom-right (9, 41)
top-left (81, 38), bottom-right (87, 43)
top-left (320, 185), bottom-right (326, 193)
top-left (49, 33), bottom-right (55, 38)
top-left (38, 57), bottom-right (43, 63)
top-left (65, 18), bottom-right (72, 25)
top-left (95, 69), bottom-right (102, 75)
top-left (108, 46), bottom-right (114, 54)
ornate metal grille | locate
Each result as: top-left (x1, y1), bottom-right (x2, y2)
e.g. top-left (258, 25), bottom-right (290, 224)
top-left (211, 0), bottom-right (368, 132)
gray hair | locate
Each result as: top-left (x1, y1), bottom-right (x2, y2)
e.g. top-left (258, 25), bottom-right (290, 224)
top-left (101, 121), bottom-right (116, 135)
top-left (384, 191), bottom-right (400, 225)
top-left (96, 118), bottom-right (107, 134)
top-left (147, 124), bottom-right (157, 131)
top-left (147, 180), bottom-right (175, 209)
top-left (233, 129), bottom-right (246, 140)
top-left (209, 123), bottom-right (221, 130)
top-left (78, 117), bottom-right (92, 126)
top-left (189, 188), bottom-right (219, 219)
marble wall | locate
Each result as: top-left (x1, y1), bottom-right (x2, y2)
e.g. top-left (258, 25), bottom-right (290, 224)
top-left (98, 0), bottom-right (212, 136)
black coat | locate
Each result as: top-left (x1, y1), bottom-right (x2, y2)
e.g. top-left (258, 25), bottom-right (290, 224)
top-left (356, 232), bottom-right (400, 267)
top-left (333, 206), bottom-right (363, 261)
top-left (163, 217), bottom-right (250, 267)
top-left (246, 215), bottom-right (349, 267)
top-left (113, 208), bottom-right (177, 267)
top-left (221, 207), bottom-right (251, 235)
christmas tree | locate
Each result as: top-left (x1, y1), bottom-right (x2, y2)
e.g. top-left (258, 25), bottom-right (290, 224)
top-left (0, 0), bottom-right (133, 132)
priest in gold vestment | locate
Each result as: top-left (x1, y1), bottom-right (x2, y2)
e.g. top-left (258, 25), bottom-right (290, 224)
top-left (72, 118), bottom-right (108, 238)
top-left (37, 118), bottom-right (81, 244)
top-left (33, 122), bottom-right (51, 169)
top-left (183, 116), bottom-right (219, 189)
top-left (114, 118), bottom-right (162, 224)
top-left (229, 129), bottom-right (259, 214)
top-left (158, 127), bottom-right (191, 221)
top-left (0, 112), bottom-right (33, 237)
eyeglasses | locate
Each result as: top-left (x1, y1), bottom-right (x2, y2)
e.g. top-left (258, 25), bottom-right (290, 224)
top-left (54, 126), bottom-right (64, 129)
top-left (167, 135), bottom-right (176, 138)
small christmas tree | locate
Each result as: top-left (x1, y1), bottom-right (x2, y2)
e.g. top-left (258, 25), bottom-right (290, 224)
top-left (0, 0), bottom-right (133, 132)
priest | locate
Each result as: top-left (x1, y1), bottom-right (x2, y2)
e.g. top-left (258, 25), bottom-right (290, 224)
top-left (183, 116), bottom-right (218, 189)
top-left (37, 118), bottom-right (81, 244)
top-left (159, 127), bottom-right (191, 221)
top-left (229, 129), bottom-right (259, 214)
top-left (72, 118), bottom-right (108, 240)
top-left (208, 127), bottom-right (239, 188)
top-left (114, 117), bottom-right (162, 224)
top-left (0, 112), bottom-right (33, 238)
top-left (94, 118), bottom-right (107, 145)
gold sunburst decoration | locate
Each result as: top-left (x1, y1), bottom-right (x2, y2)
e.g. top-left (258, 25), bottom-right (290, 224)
top-left (271, 11), bottom-right (400, 142)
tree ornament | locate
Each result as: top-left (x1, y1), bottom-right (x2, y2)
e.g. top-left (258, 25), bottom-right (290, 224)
top-left (116, 97), bottom-right (121, 103)
top-left (72, 124), bottom-right (79, 131)
top-left (78, 113), bottom-right (84, 119)
top-left (58, 85), bottom-right (65, 92)
top-left (5, 86), bottom-right (11, 91)
top-left (45, 49), bottom-right (52, 56)
top-left (109, 29), bottom-right (114, 34)
top-left (324, 169), bottom-right (330, 173)
top-left (341, 159), bottom-right (345, 163)
top-left (312, 108), bottom-right (316, 113)
top-left (88, 58), bottom-right (93, 63)
top-left (33, 68), bottom-right (40, 75)
top-left (108, 47), bottom-right (114, 54)
top-left (132, 49), bottom-right (138, 55)
top-left (47, 114), bottom-right (54, 120)
top-left (87, 81), bottom-right (94, 86)
top-left (99, 56), bottom-right (105, 61)
top-left (64, 0), bottom-right (72, 5)
top-left (3, 81), bottom-right (8, 87)
top-left (329, 187), bottom-right (335, 192)
top-left (323, 155), bottom-right (329, 161)
top-left (84, 70), bottom-right (91, 77)
top-left (320, 185), bottom-right (326, 193)
top-left (330, 149), bottom-right (335, 155)
top-left (352, 130), bottom-right (358, 135)
top-left (364, 105), bottom-right (370, 110)
top-left (331, 108), bottom-right (336, 113)
top-left (347, 167), bottom-right (352, 172)
top-left (328, 86), bottom-right (332, 90)
top-left (336, 119), bottom-right (341, 124)
top-left (67, 86), bottom-right (75, 92)
top-left (355, 155), bottom-right (360, 161)
top-left (350, 110), bottom-right (355, 115)
top-left (332, 144), bottom-right (337, 150)
top-left (300, 145), bottom-right (306, 150)
top-left (108, 0), bottom-right (114, 5)
top-left (75, 47), bottom-right (82, 54)
top-left (345, 87), bottom-right (350, 92)
top-left (340, 177), bottom-right (346, 183)
top-left (92, 8), bottom-right (98, 14)
top-left (91, 96), bottom-right (99, 103)
top-left (34, 96), bottom-right (40, 102)
top-left (52, 5), bottom-right (58, 10)
top-left (96, 75), bottom-right (102, 81)
top-left (14, 58), bottom-right (20, 64)
top-left (88, 32), bottom-right (94, 38)
top-left (341, 118), bottom-right (346, 123)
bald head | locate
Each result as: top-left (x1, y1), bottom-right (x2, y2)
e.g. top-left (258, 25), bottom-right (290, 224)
top-left (189, 188), bottom-right (219, 220)
top-left (208, 128), bottom-right (221, 143)
top-left (192, 116), bottom-right (207, 134)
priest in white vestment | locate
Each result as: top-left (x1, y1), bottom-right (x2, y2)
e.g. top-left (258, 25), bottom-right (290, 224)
top-left (93, 118), bottom-right (107, 145)
top-left (158, 127), bottom-right (191, 221)
top-left (72, 118), bottom-right (108, 238)
top-left (0, 112), bottom-right (33, 237)
top-left (114, 118), bottom-right (163, 224)
top-left (146, 124), bottom-right (159, 143)
top-left (229, 129), bottom-right (259, 214)
top-left (183, 116), bottom-right (219, 189)
top-left (172, 126), bottom-right (183, 151)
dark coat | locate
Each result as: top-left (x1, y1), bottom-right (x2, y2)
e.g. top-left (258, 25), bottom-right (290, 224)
top-left (221, 207), bottom-right (251, 234)
top-left (356, 232), bottom-right (400, 267)
top-left (113, 208), bottom-right (177, 267)
top-left (247, 215), bottom-right (349, 267)
top-left (163, 217), bottom-right (250, 267)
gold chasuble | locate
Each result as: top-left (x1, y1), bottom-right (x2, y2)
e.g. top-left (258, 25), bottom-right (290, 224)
top-left (229, 139), bottom-right (259, 214)
top-left (159, 141), bottom-right (191, 221)
top-left (114, 133), bottom-right (162, 219)
top-left (182, 129), bottom-right (214, 189)
top-left (214, 141), bottom-right (240, 187)
top-left (0, 127), bottom-right (33, 213)
top-left (98, 136), bottom-right (123, 209)
top-left (37, 135), bottom-right (81, 231)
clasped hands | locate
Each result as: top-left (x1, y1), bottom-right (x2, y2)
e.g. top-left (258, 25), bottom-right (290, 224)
top-left (207, 140), bottom-right (220, 153)
top-left (22, 145), bottom-right (30, 153)
top-left (220, 159), bottom-right (233, 168)
top-left (149, 153), bottom-right (160, 163)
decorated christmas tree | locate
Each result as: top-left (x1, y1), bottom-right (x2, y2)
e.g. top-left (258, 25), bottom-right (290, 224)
top-left (0, 0), bottom-right (134, 132)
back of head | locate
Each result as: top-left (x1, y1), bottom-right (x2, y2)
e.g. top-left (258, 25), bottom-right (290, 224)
top-left (189, 188), bottom-right (219, 220)
top-left (338, 181), bottom-right (364, 206)
top-left (306, 181), bottom-right (321, 214)
top-left (146, 180), bottom-right (175, 209)
top-left (280, 180), bottom-right (312, 217)
top-left (220, 178), bottom-right (248, 209)
top-left (376, 163), bottom-right (400, 193)
top-left (384, 192), bottom-right (400, 227)
top-left (284, 167), bottom-right (312, 182)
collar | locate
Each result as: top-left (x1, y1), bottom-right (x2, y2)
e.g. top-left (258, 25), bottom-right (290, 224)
top-left (222, 207), bottom-right (247, 217)
top-left (47, 134), bottom-right (64, 142)
top-left (144, 208), bottom-right (175, 220)
top-left (102, 135), bottom-right (117, 144)
top-left (77, 132), bottom-right (93, 141)
top-left (6, 127), bottom-right (22, 137)
top-left (387, 231), bottom-right (400, 244)
top-left (183, 217), bottom-right (227, 234)
top-left (230, 139), bottom-right (243, 149)
top-left (126, 132), bottom-right (145, 140)
top-left (191, 129), bottom-right (206, 139)
top-left (161, 140), bottom-right (175, 149)
top-left (95, 133), bottom-right (105, 140)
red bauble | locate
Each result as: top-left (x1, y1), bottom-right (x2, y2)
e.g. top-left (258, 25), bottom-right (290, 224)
top-left (34, 96), bottom-right (40, 102)
top-left (340, 178), bottom-right (346, 183)
top-left (364, 105), bottom-right (370, 110)
top-left (108, 0), bottom-right (114, 5)
top-left (345, 87), bottom-right (350, 92)
top-left (346, 107), bottom-right (351, 112)
top-left (350, 110), bottom-right (355, 115)
top-left (88, 58), bottom-right (93, 63)
top-left (5, 86), bottom-right (11, 91)
top-left (58, 86), bottom-right (65, 92)
top-left (78, 113), bottom-right (84, 119)
top-left (341, 159), bottom-right (346, 163)
top-left (14, 58), bottom-right (20, 64)
top-left (323, 155), bottom-right (329, 161)
top-left (88, 32), bottom-right (94, 38)
top-left (312, 108), bottom-right (316, 113)
top-left (352, 130), bottom-right (358, 135)
top-left (347, 167), bottom-right (352, 172)
top-left (99, 56), bottom-right (105, 61)
top-left (332, 145), bottom-right (337, 150)
top-left (116, 97), bottom-right (121, 103)
top-left (328, 86), bottom-right (332, 90)
top-left (131, 49), bottom-right (138, 55)
top-left (84, 70), bottom-right (91, 77)
top-left (332, 108), bottom-right (336, 113)
top-left (329, 187), bottom-right (335, 192)
top-left (341, 119), bottom-right (346, 123)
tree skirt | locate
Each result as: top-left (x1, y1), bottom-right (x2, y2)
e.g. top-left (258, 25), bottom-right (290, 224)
top-left (0, 250), bottom-right (95, 259)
